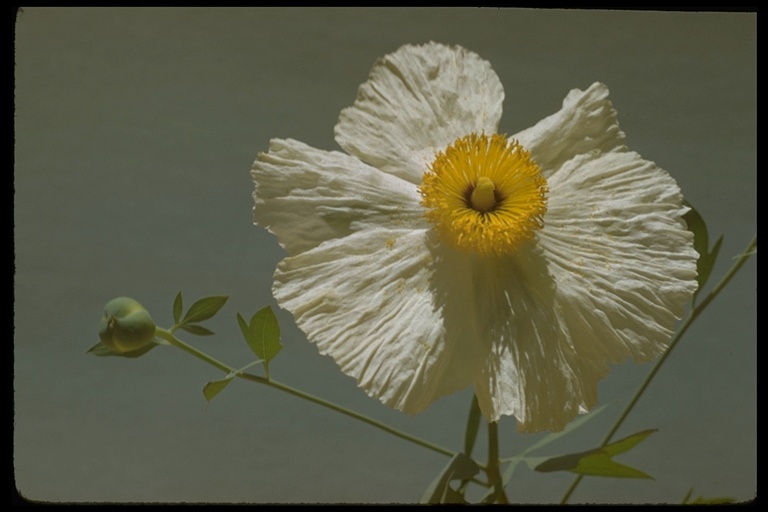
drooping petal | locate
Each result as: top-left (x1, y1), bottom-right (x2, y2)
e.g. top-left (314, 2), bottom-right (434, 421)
top-left (335, 42), bottom-right (504, 185)
top-left (272, 228), bottom-right (490, 414)
top-left (540, 149), bottom-right (699, 366)
top-left (465, 246), bottom-right (591, 432)
top-left (513, 83), bottom-right (626, 177)
top-left (473, 151), bottom-right (698, 433)
top-left (252, 138), bottom-right (423, 255)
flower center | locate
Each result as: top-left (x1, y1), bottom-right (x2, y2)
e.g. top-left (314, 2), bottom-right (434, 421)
top-left (419, 133), bottom-right (548, 255)
top-left (470, 176), bottom-right (496, 212)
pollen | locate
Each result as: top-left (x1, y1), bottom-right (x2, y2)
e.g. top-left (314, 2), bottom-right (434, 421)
top-left (419, 133), bottom-right (548, 255)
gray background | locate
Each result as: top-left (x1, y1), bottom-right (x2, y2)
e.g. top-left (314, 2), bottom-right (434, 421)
top-left (14, 8), bottom-right (755, 504)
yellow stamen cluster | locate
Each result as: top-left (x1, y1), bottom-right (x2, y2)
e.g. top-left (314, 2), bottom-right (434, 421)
top-left (419, 133), bottom-right (548, 255)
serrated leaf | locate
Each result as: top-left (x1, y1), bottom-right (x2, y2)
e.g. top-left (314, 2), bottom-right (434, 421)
top-left (203, 378), bottom-right (232, 402)
top-left (179, 324), bottom-right (215, 336)
top-left (421, 452), bottom-right (478, 504)
top-left (86, 340), bottom-right (158, 358)
top-left (535, 429), bottom-right (656, 479)
top-left (173, 291), bottom-right (183, 324)
top-left (181, 295), bottom-right (228, 324)
top-left (246, 306), bottom-right (282, 365)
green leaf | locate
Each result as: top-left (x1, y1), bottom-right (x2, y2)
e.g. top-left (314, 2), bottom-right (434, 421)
top-left (181, 295), bottom-right (228, 324)
top-left (480, 487), bottom-right (505, 504)
top-left (535, 429), bottom-right (656, 479)
top-left (240, 306), bottom-right (282, 366)
top-left (179, 324), bottom-right (215, 336)
top-left (600, 429), bottom-right (655, 457)
top-left (86, 339), bottom-right (158, 358)
top-left (503, 403), bottom-right (610, 486)
top-left (705, 236), bottom-right (723, 282)
top-left (421, 453), bottom-right (479, 504)
top-left (203, 378), bottom-right (233, 403)
top-left (236, 312), bottom-right (250, 346)
top-left (172, 291), bottom-right (183, 324)
top-left (570, 455), bottom-right (652, 479)
top-left (683, 201), bottom-right (723, 300)
top-left (87, 340), bottom-right (114, 356)
top-left (117, 342), bottom-right (158, 358)
top-left (523, 403), bottom-right (610, 457)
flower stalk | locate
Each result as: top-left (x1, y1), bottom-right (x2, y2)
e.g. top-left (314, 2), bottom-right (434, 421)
top-left (486, 421), bottom-right (509, 504)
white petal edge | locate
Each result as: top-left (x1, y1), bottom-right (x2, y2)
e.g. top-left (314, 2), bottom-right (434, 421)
top-left (252, 138), bottom-right (424, 255)
top-left (474, 151), bottom-right (698, 433)
top-left (540, 149), bottom-right (699, 366)
top-left (513, 82), bottom-right (626, 177)
top-left (335, 42), bottom-right (504, 185)
top-left (467, 246), bottom-right (591, 432)
top-left (273, 228), bottom-right (490, 414)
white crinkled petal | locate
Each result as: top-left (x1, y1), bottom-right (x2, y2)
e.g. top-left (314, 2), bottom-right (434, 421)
top-left (513, 83), bottom-right (626, 177)
top-left (252, 138), bottom-right (423, 255)
top-left (540, 150), bottom-right (699, 366)
top-left (467, 246), bottom-right (591, 432)
top-left (335, 42), bottom-right (504, 185)
top-left (473, 151), bottom-right (698, 433)
top-left (254, 47), bottom-right (698, 433)
top-left (273, 228), bottom-right (490, 414)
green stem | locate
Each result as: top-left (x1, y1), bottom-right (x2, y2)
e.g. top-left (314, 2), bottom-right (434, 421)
top-left (456, 395), bottom-right (483, 496)
top-left (464, 394), bottom-right (481, 456)
top-left (154, 328), bottom-right (455, 458)
top-left (250, 375), bottom-right (455, 457)
top-left (560, 235), bottom-right (756, 504)
top-left (155, 327), bottom-right (231, 373)
top-left (486, 421), bottom-right (509, 504)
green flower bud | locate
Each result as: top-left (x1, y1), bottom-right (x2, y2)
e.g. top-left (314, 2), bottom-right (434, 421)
top-left (99, 297), bottom-right (157, 354)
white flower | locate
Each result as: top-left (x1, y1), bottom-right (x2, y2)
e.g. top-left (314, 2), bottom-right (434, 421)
top-left (251, 42), bottom-right (698, 432)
